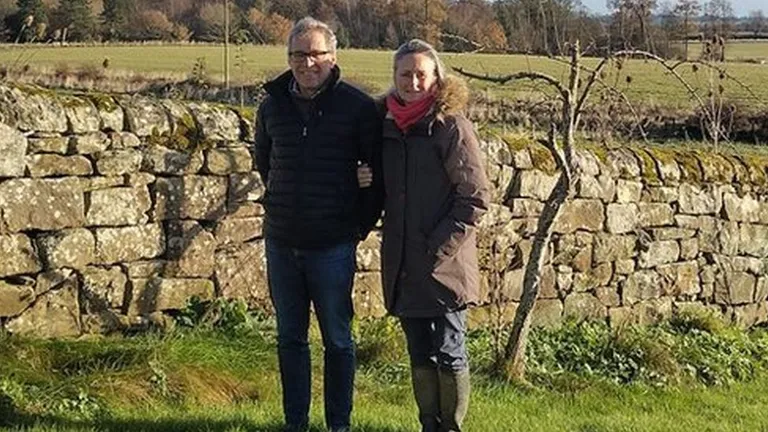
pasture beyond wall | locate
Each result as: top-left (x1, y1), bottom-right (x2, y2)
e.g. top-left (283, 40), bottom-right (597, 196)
top-left (1, 83), bottom-right (768, 338)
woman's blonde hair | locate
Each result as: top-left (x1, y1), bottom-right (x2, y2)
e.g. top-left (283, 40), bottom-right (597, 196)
top-left (393, 39), bottom-right (446, 86)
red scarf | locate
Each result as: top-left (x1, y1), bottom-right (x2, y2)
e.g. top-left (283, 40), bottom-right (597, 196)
top-left (386, 93), bottom-right (436, 132)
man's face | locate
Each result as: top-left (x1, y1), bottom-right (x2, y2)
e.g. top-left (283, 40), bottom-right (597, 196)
top-left (288, 30), bottom-right (336, 95)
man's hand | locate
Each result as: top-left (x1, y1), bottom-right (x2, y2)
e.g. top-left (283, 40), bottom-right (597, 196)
top-left (357, 161), bottom-right (373, 188)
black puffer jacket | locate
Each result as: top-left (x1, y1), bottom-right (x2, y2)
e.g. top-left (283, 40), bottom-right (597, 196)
top-left (254, 66), bottom-right (383, 249)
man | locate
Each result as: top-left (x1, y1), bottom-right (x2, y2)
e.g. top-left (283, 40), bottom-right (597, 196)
top-left (253, 17), bottom-right (382, 432)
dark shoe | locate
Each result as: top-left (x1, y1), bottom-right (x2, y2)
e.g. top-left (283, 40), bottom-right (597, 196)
top-left (412, 366), bottom-right (441, 432)
top-left (283, 424), bottom-right (309, 432)
top-left (437, 369), bottom-right (470, 432)
top-left (329, 427), bottom-right (350, 432)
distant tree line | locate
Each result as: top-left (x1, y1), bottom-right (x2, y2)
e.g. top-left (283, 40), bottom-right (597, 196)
top-left (0, 0), bottom-right (764, 58)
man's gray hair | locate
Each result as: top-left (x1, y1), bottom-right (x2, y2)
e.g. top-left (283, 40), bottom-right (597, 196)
top-left (393, 39), bottom-right (446, 85)
top-left (288, 17), bottom-right (338, 53)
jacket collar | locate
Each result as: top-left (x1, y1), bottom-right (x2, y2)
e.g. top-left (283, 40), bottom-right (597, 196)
top-left (264, 65), bottom-right (342, 103)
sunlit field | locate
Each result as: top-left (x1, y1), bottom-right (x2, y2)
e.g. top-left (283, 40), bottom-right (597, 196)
top-left (1, 42), bottom-right (767, 108)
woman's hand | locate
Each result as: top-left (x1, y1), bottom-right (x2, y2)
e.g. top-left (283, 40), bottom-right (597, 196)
top-left (357, 162), bottom-right (373, 188)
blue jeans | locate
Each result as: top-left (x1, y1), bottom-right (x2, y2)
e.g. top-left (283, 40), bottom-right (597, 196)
top-left (265, 238), bottom-right (357, 430)
top-left (400, 310), bottom-right (469, 372)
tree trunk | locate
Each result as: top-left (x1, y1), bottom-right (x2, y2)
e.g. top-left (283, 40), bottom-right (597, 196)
top-left (499, 42), bottom-right (579, 382)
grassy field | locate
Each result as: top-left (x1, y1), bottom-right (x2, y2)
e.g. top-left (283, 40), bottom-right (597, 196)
top-left (1, 43), bottom-right (767, 108)
top-left (3, 311), bottom-right (768, 432)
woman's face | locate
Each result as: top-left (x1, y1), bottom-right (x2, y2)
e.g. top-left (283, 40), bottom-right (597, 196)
top-left (394, 53), bottom-right (438, 103)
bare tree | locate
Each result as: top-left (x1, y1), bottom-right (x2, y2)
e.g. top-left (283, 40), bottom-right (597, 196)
top-left (673, 0), bottom-right (701, 59)
top-left (453, 39), bottom-right (764, 381)
top-left (748, 10), bottom-right (765, 37)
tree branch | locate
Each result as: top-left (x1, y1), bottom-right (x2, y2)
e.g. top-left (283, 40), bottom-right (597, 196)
top-left (452, 66), bottom-right (567, 97)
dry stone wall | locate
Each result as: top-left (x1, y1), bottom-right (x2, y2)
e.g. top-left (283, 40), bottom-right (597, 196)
top-left (475, 138), bottom-right (768, 330)
top-left (2, 83), bottom-right (768, 338)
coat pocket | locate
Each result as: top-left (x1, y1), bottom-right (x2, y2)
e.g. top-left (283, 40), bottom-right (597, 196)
top-left (430, 253), bottom-right (467, 307)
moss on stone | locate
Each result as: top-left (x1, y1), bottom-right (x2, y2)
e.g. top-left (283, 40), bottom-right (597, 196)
top-left (673, 150), bottom-right (703, 183)
top-left (738, 153), bottom-right (768, 188)
top-left (581, 143), bottom-right (609, 166)
top-left (630, 148), bottom-right (662, 185)
top-left (694, 151), bottom-right (734, 184)
top-left (528, 142), bottom-right (559, 174)
top-left (230, 105), bottom-right (255, 124)
top-left (11, 83), bottom-right (57, 98)
top-left (59, 95), bottom-right (93, 110)
top-left (87, 93), bottom-right (120, 113)
top-left (147, 112), bottom-right (213, 152)
top-left (502, 133), bottom-right (536, 153)
top-left (721, 154), bottom-right (750, 185)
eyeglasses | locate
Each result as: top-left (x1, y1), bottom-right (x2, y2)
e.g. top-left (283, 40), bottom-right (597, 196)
top-left (289, 50), bottom-right (332, 63)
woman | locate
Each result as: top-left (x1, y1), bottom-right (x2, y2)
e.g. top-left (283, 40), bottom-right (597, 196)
top-left (359, 39), bottom-right (490, 432)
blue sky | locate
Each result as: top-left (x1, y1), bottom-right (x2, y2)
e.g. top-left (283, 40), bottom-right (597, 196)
top-left (579, 0), bottom-right (767, 17)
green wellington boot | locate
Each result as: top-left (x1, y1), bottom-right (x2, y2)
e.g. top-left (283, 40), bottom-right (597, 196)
top-left (437, 369), bottom-right (470, 432)
top-left (411, 366), bottom-right (441, 432)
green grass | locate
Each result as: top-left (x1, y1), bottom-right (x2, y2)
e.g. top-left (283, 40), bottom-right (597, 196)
top-left (1, 43), bottom-right (767, 108)
top-left (3, 310), bottom-right (768, 432)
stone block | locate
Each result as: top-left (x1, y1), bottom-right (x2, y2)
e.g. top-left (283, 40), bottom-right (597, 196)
top-left (37, 228), bottom-right (95, 269)
top-left (739, 223), bottom-right (768, 258)
top-left (515, 169), bottom-right (558, 201)
top-left (357, 232), bottom-right (382, 272)
top-left (622, 270), bottom-right (661, 305)
top-left (153, 176), bottom-right (227, 221)
top-left (95, 149), bottom-right (143, 176)
top-left (639, 240), bottom-right (679, 268)
top-left (87, 187), bottom-right (151, 226)
top-left (127, 277), bottom-right (214, 315)
top-left (553, 199), bottom-right (605, 234)
top-left (679, 183), bottom-right (721, 215)
top-left (0, 178), bottom-right (85, 231)
top-left (0, 85), bottom-right (67, 133)
top-left (714, 270), bottom-right (755, 305)
top-left (657, 261), bottom-right (700, 297)
top-left (120, 96), bottom-right (171, 137)
top-left (61, 95), bottom-right (100, 133)
top-left (353, 272), bottom-right (387, 318)
top-left (723, 193), bottom-right (760, 223)
top-left (0, 234), bottom-right (42, 277)
top-left (71, 131), bottom-right (110, 154)
top-left (532, 299), bottom-right (563, 328)
top-left (94, 224), bottom-right (165, 264)
top-left (616, 179), bottom-right (642, 203)
top-left (0, 123), bottom-right (27, 177)
top-left (563, 293), bottom-right (606, 321)
top-left (27, 136), bottom-right (68, 154)
top-left (142, 145), bottom-right (203, 175)
top-left (636, 203), bottom-right (675, 228)
top-left (166, 221), bottom-right (216, 278)
top-left (215, 241), bottom-right (268, 304)
top-left (606, 203), bottom-right (638, 234)
top-left (187, 102), bottom-right (241, 141)
top-left (80, 266), bottom-right (127, 312)
top-left (204, 147), bottom-right (253, 175)
top-left (576, 175), bottom-right (615, 202)
top-left (5, 272), bottom-right (80, 338)
top-left (594, 234), bottom-right (636, 263)
top-left (0, 279), bottom-right (35, 317)
top-left (26, 154), bottom-right (93, 177)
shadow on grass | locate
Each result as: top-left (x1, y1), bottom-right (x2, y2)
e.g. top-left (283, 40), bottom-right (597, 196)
top-left (5, 413), bottom-right (405, 432)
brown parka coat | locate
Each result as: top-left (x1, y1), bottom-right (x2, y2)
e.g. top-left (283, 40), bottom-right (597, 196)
top-left (381, 76), bottom-right (491, 317)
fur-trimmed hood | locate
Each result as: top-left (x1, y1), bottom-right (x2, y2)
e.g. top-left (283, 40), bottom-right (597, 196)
top-left (433, 74), bottom-right (470, 118)
top-left (379, 74), bottom-right (470, 120)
